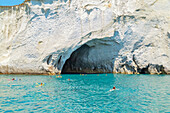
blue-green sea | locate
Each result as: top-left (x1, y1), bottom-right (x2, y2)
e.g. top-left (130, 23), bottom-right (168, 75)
top-left (0, 74), bottom-right (169, 113)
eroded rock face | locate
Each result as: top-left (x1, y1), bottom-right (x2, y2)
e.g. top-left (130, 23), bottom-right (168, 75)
top-left (0, 0), bottom-right (169, 74)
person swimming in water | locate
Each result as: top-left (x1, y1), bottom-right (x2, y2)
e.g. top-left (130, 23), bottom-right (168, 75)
top-left (109, 86), bottom-right (116, 91)
top-left (36, 83), bottom-right (44, 87)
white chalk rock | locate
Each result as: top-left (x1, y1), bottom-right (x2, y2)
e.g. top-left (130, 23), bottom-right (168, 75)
top-left (0, 0), bottom-right (169, 74)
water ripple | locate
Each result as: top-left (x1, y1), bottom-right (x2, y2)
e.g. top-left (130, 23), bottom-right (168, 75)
top-left (0, 74), bottom-right (170, 112)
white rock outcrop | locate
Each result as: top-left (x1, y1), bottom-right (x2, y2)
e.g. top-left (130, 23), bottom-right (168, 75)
top-left (0, 0), bottom-right (169, 74)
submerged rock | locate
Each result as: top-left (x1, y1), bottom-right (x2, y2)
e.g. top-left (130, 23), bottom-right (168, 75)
top-left (0, 0), bottom-right (169, 74)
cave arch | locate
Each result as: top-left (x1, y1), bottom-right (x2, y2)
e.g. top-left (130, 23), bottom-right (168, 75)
top-left (61, 38), bottom-right (122, 74)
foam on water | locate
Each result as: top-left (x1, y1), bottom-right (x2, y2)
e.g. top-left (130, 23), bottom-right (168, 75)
top-left (0, 74), bottom-right (170, 112)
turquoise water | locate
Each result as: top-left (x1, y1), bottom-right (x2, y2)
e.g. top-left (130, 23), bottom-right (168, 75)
top-left (0, 74), bottom-right (169, 113)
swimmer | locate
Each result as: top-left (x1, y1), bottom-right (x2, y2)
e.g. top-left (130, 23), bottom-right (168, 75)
top-left (39, 83), bottom-right (44, 86)
top-left (109, 86), bottom-right (117, 91)
top-left (56, 75), bottom-right (62, 78)
top-left (40, 83), bottom-right (44, 86)
top-left (12, 78), bottom-right (15, 81)
top-left (68, 78), bottom-right (70, 81)
top-left (36, 83), bottom-right (44, 87)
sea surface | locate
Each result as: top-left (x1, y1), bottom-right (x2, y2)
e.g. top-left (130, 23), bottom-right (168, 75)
top-left (0, 74), bottom-right (169, 113)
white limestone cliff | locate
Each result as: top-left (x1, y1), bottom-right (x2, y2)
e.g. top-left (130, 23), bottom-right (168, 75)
top-left (0, 0), bottom-right (169, 74)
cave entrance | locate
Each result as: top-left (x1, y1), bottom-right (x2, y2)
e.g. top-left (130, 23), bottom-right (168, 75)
top-left (61, 37), bottom-right (121, 74)
top-left (61, 44), bottom-right (91, 74)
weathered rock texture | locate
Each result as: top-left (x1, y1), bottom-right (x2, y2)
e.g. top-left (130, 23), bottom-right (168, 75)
top-left (0, 0), bottom-right (169, 74)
